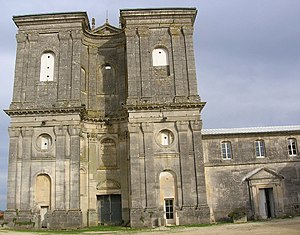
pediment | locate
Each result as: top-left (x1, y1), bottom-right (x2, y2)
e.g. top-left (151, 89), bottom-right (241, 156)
top-left (242, 167), bottom-right (284, 182)
top-left (91, 22), bottom-right (122, 36)
top-left (96, 179), bottom-right (120, 190)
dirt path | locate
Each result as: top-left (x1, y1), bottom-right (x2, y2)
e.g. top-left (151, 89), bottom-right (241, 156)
top-left (0, 217), bottom-right (299, 235)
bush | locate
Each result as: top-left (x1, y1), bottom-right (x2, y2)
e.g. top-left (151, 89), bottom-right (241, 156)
top-left (228, 208), bottom-right (247, 220)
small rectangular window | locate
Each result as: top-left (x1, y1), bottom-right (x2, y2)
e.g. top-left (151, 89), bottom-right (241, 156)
top-left (165, 199), bottom-right (174, 219)
top-left (287, 138), bottom-right (298, 156)
top-left (255, 140), bottom-right (265, 158)
top-left (221, 142), bottom-right (232, 160)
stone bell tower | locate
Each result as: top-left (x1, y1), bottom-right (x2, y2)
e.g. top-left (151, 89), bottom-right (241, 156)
top-left (120, 8), bottom-right (210, 227)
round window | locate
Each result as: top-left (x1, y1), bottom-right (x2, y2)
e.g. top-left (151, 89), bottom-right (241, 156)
top-left (158, 129), bottom-right (174, 146)
top-left (37, 134), bottom-right (52, 151)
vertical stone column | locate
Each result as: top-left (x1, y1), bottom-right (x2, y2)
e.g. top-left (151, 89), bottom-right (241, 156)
top-left (137, 28), bottom-right (151, 99)
top-left (141, 122), bottom-right (156, 209)
top-left (128, 122), bottom-right (145, 227)
top-left (12, 33), bottom-right (27, 103)
top-left (182, 26), bottom-right (198, 97)
top-left (26, 33), bottom-right (39, 103)
top-left (190, 120), bottom-right (208, 207)
top-left (87, 133), bottom-right (97, 226)
top-left (128, 123), bottom-right (142, 208)
top-left (58, 31), bottom-right (71, 101)
top-left (70, 30), bottom-right (82, 102)
top-left (68, 126), bottom-right (81, 210)
top-left (88, 46), bottom-right (98, 109)
top-left (20, 127), bottom-right (34, 210)
top-left (54, 126), bottom-right (67, 210)
top-left (6, 127), bottom-right (21, 210)
top-left (138, 124), bottom-right (146, 209)
top-left (118, 129), bottom-right (130, 223)
top-left (176, 121), bottom-right (194, 207)
top-left (125, 28), bottom-right (140, 104)
top-left (170, 27), bottom-right (186, 98)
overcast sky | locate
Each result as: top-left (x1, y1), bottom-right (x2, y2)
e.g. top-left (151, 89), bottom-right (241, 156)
top-left (0, 0), bottom-right (299, 210)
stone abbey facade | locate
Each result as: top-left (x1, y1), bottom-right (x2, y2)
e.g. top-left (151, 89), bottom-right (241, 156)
top-left (4, 8), bottom-right (300, 229)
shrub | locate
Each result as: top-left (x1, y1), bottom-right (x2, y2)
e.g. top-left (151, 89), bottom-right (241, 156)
top-left (228, 208), bottom-right (247, 220)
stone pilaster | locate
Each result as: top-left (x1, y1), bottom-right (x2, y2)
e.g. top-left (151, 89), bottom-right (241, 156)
top-left (70, 30), bottom-right (82, 102)
top-left (128, 123), bottom-right (142, 208)
top-left (170, 27), bottom-right (186, 98)
top-left (125, 28), bottom-right (140, 103)
top-left (12, 33), bottom-right (27, 104)
top-left (54, 126), bottom-right (68, 210)
top-left (190, 120), bottom-right (208, 207)
top-left (20, 127), bottom-right (34, 210)
top-left (141, 122), bottom-right (156, 209)
top-left (68, 126), bottom-right (81, 210)
top-left (137, 27), bottom-right (151, 99)
top-left (58, 31), bottom-right (71, 101)
top-left (176, 121), bottom-right (194, 207)
top-left (182, 26), bottom-right (198, 97)
top-left (6, 127), bottom-right (21, 210)
top-left (26, 33), bottom-right (39, 103)
top-left (88, 46), bottom-right (98, 109)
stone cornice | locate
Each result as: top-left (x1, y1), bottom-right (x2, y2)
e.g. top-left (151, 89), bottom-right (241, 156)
top-left (82, 111), bottom-right (128, 123)
top-left (125, 101), bottom-right (206, 111)
top-left (4, 106), bottom-right (85, 117)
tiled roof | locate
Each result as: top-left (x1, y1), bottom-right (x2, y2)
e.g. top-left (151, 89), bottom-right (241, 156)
top-left (202, 125), bottom-right (300, 135)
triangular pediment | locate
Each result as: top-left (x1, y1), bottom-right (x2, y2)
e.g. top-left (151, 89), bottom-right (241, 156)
top-left (91, 22), bottom-right (122, 36)
top-left (242, 167), bottom-right (284, 182)
top-left (96, 179), bottom-right (120, 190)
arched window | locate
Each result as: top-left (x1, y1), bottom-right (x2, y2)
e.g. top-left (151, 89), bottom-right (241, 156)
top-left (152, 48), bottom-right (169, 66)
top-left (40, 52), bottom-right (55, 81)
top-left (98, 64), bottom-right (115, 95)
top-left (221, 141), bottom-right (232, 160)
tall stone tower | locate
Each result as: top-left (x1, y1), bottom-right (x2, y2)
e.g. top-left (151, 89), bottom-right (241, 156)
top-left (4, 12), bottom-right (89, 229)
top-left (4, 8), bottom-right (209, 229)
top-left (120, 8), bottom-right (210, 227)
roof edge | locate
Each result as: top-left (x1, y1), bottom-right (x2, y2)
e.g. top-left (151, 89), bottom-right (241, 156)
top-left (202, 125), bottom-right (300, 135)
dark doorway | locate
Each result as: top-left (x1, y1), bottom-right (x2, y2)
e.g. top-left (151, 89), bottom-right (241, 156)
top-left (259, 188), bottom-right (275, 219)
top-left (97, 194), bottom-right (122, 225)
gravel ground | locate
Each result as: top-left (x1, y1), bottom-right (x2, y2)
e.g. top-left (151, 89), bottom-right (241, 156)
top-left (0, 217), bottom-right (299, 235)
